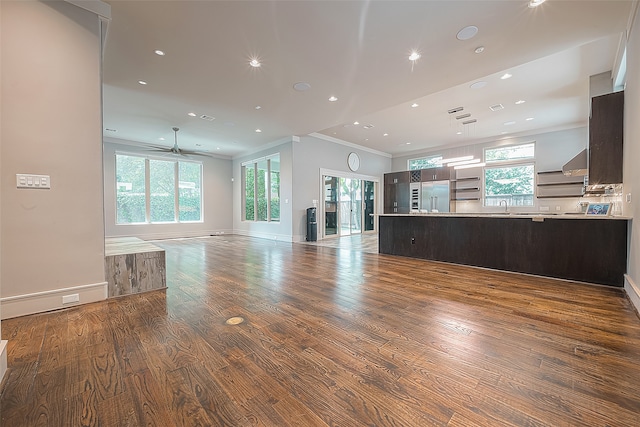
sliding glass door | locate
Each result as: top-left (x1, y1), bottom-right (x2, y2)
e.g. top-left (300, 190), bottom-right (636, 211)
top-left (323, 175), bottom-right (376, 238)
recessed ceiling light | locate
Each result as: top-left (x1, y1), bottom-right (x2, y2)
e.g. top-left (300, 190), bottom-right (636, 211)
top-left (504, 121), bottom-right (516, 126)
top-left (501, 131), bottom-right (509, 134)
top-left (188, 112), bottom-right (197, 117)
top-left (249, 58), bottom-right (261, 68)
top-left (138, 80), bottom-right (147, 85)
top-left (474, 46), bottom-right (485, 54)
top-left (154, 50), bottom-right (165, 56)
top-left (159, 137), bottom-right (165, 141)
top-left (470, 81), bottom-right (487, 89)
top-left (515, 100), bottom-right (526, 105)
top-left (411, 103), bottom-right (419, 108)
top-left (364, 138), bottom-right (369, 141)
top-left (526, 117), bottom-right (535, 121)
top-left (409, 51), bottom-right (421, 61)
top-left (383, 133), bottom-right (389, 137)
top-left (216, 147), bottom-right (221, 150)
top-left (457, 25), bottom-right (479, 41)
top-left (529, 0), bottom-right (547, 8)
top-left (255, 105), bottom-right (261, 110)
top-left (406, 142), bottom-right (411, 145)
top-left (293, 82), bottom-right (311, 91)
top-left (255, 129), bottom-right (262, 133)
top-left (353, 121), bottom-right (360, 125)
top-left (500, 73), bottom-right (512, 80)
top-left (329, 96), bottom-right (338, 102)
top-left (456, 131), bottom-right (462, 135)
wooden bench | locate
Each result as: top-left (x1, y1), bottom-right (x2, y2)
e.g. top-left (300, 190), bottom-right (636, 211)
top-left (105, 237), bottom-right (166, 297)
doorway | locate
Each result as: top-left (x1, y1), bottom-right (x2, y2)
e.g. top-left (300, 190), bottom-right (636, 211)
top-left (323, 175), bottom-right (376, 238)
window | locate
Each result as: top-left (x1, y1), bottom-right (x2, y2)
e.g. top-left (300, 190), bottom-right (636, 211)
top-left (243, 154), bottom-right (280, 222)
top-left (485, 142), bottom-right (534, 163)
top-left (116, 154), bottom-right (202, 224)
top-left (483, 143), bottom-right (535, 207)
top-left (409, 155), bottom-right (442, 170)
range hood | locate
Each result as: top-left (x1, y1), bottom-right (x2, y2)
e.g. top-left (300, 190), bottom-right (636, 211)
top-left (562, 149), bottom-right (588, 176)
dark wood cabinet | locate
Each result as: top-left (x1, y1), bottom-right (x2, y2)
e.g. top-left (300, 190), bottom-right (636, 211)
top-left (421, 167), bottom-right (450, 181)
top-left (383, 171), bottom-right (410, 213)
top-left (379, 215), bottom-right (628, 287)
top-left (589, 91), bottom-right (624, 185)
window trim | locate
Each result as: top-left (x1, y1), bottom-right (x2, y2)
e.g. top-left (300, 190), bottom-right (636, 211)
top-left (483, 162), bottom-right (536, 207)
top-left (115, 152), bottom-right (203, 225)
top-left (483, 141), bottom-right (535, 165)
top-left (408, 154), bottom-right (443, 170)
top-left (242, 153), bottom-right (280, 223)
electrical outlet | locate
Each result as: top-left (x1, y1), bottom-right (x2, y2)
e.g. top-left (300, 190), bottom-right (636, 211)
top-left (627, 193), bottom-right (632, 203)
top-left (555, 206), bottom-right (561, 211)
top-left (62, 294), bottom-right (79, 304)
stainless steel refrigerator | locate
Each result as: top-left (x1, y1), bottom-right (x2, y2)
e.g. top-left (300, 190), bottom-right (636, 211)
top-left (420, 181), bottom-right (450, 212)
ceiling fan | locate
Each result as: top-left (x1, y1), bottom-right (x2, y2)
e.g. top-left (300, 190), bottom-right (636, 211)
top-left (148, 127), bottom-right (209, 156)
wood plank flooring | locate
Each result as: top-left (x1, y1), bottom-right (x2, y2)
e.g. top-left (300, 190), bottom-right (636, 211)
top-left (2, 234), bottom-right (640, 426)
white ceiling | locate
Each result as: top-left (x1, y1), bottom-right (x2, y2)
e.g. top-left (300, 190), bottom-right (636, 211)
top-left (102, 1), bottom-right (633, 158)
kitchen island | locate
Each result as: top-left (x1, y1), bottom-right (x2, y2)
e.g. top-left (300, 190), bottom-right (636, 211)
top-left (378, 213), bottom-right (629, 287)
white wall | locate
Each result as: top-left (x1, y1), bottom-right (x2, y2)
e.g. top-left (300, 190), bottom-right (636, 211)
top-left (0, 0), bottom-right (5, 381)
top-left (624, 3), bottom-right (640, 311)
top-left (1, 1), bottom-right (106, 319)
top-left (231, 135), bottom-right (392, 242)
top-left (103, 140), bottom-right (233, 240)
top-left (292, 135), bottom-right (392, 241)
top-left (392, 127), bottom-right (589, 213)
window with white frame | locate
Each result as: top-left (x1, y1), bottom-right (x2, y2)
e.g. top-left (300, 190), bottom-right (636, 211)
top-left (484, 143), bottom-right (535, 207)
top-left (243, 154), bottom-right (280, 222)
top-left (116, 154), bottom-right (202, 224)
top-left (408, 155), bottom-right (442, 170)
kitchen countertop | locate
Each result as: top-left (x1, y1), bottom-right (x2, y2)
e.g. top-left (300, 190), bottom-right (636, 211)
top-left (377, 212), bottom-right (631, 220)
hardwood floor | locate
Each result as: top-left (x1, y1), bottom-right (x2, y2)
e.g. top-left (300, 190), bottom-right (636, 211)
top-left (2, 234), bottom-right (640, 426)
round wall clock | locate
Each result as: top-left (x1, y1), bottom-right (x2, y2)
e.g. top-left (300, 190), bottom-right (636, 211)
top-left (347, 152), bottom-right (360, 171)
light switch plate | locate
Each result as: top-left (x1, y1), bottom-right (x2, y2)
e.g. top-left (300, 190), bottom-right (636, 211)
top-left (17, 174), bottom-right (51, 189)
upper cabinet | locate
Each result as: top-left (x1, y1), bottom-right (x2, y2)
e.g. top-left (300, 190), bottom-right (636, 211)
top-left (420, 167), bottom-right (451, 182)
top-left (589, 91), bottom-right (624, 185)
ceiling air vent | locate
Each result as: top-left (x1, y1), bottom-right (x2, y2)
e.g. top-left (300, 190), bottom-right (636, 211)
top-left (448, 107), bottom-right (464, 114)
top-left (455, 113), bottom-right (471, 120)
top-left (200, 115), bottom-right (215, 121)
top-left (462, 119), bottom-right (477, 125)
top-left (489, 104), bottom-right (504, 111)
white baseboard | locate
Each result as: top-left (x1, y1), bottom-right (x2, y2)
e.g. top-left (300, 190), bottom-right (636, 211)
top-left (0, 281), bottom-right (108, 320)
top-left (106, 230), bottom-right (232, 241)
top-left (233, 230), bottom-right (294, 242)
top-left (0, 340), bottom-right (7, 385)
top-left (625, 274), bottom-right (640, 315)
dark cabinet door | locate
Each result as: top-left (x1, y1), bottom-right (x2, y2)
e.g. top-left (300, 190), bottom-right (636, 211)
top-left (589, 91), bottom-right (623, 185)
top-left (396, 182), bottom-right (410, 213)
top-left (421, 167), bottom-right (451, 181)
top-left (383, 172), bottom-right (410, 213)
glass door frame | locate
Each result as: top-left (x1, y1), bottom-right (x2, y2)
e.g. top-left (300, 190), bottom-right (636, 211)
top-left (318, 168), bottom-right (380, 240)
